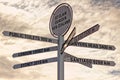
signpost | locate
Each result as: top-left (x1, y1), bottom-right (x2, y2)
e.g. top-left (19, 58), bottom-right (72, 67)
top-left (49, 3), bottom-right (73, 37)
top-left (57, 36), bottom-right (64, 80)
top-left (3, 29), bottom-right (115, 51)
top-left (64, 52), bottom-right (92, 68)
top-left (72, 42), bottom-right (116, 50)
top-left (61, 27), bottom-right (76, 53)
top-left (3, 3), bottom-right (116, 80)
top-left (13, 57), bottom-right (57, 69)
top-left (12, 46), bottom-right (58, 57)
top-left (3, 31), bottom-right (57, 43)
top-left (64, 53), bottom-right (115, 67)
top-left (71, 24), bottom-right (100, 43)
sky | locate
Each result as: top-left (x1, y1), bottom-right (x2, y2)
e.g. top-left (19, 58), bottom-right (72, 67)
top-left (0, 0), bottom-right (120, 80)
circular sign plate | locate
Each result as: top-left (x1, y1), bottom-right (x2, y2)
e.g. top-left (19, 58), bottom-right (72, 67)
top-left (49, 3), bottom-right (73, 38)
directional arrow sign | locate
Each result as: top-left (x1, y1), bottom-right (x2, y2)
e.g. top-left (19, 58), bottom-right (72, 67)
top-left (64, 53), bottom-right (92, 68)
top-left (64, 53), bottom-right (115, 67)
top-left (13, 57), bottom-right (57, 69)
top-left (71, 24), bottom-right (100, 43)
top-left (2, 29), bottom-right (116, 51)
top-left (13, 46), bottom-right (58, 58)
top-left (2, 31), bottom-right (57, 43)
top-left (78, 58), bottom-right (116, 66)
top-left (61, 27), bottom-right (76, 53)
top-left (72, 42), bottom-right (116, 50)
top-left (2, 24), bottom-right (99, 45)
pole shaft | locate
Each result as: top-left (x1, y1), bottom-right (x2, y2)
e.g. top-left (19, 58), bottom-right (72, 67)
top-left (58, 35), bottom-right (64, 80)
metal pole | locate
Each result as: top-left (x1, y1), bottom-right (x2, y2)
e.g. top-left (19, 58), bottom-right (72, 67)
top-left (58, 35), bottom-right (64, 80)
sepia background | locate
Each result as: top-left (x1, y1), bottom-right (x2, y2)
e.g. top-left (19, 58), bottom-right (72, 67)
top-left (0, 0), bottom-right (120, 80)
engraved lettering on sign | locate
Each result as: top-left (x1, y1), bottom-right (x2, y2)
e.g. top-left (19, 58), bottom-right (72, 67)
top-left (52, 11), bottom-right (71, 30)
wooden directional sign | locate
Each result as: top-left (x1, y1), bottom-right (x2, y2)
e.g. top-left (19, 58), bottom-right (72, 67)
top-left (13, 52), bottom-right (115, 69)
top-left (64, 53), bottom-right (115, 67)
top-left (49, 3), bottom-right (73, 37)
top-left (71, 24), bottom-right (100, 43)
top-left (2, 31), bottom-right (57, 43)
top-left (13, 57), bottom-right (57, 69)
top-left (72, 42), bottom-right (116, 50)
top-left (13, 46), bottom-right (58, 58)
top-left (64, 53), bottom-right (92, 68)
top-left (3, 30), bottom-right (115, 51)
top-left (61, 27), bottom-right (76, 53)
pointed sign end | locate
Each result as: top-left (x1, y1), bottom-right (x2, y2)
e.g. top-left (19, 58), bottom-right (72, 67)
top-left (95, 24), bottom-right (100, 30)
top-left (12, 54), bottom-right (17, 58)
top-left (110, 61), bottom-right (116, 66)
top-left (13, 64), bottom-right (21, 69)
top-left (2, 31), bottom-right (6, 35)
top-left (2, 31), bottom-right (9, 36)
top-left (112, 46), bottom-right (116, 51)
top-left (13, 65), bottom-right (17, 69)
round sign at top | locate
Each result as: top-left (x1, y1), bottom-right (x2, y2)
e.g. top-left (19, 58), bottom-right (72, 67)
top-left (49, 3), bottom-right (73, 38)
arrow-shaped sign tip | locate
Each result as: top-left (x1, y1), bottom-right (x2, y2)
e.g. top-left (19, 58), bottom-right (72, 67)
top-left (95, 24), bottom-right (100, 30)
top-left (12, 54), bottom-right (17, 58)
top-left (13, 64), bottom-right (21, 69)
top-left (96, 24), bottom-right (100, 26)
top-left (2, 31), bottom-right (7, 36)
top-left (112, 46), bottom-right (116, 50)
top-left (2, 31), bottom-right (10, 36)
top-left (110, 61), bottom-right (116, 66)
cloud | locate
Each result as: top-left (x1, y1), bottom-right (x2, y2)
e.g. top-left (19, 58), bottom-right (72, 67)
top-left (0, 13), bottom-right (32, 45)
top-left (109, 70), bottom-right (120, 76)
top-left (0, 56), bottom-right (21, 79)
top-left (0, 15), bottom-right (30, 32)
top-left (90, 0), bottom-right (120, 10)
top-left (0, 56), bottom-right (45, 80)
top-left (46, 0), bottom-right (60, 7)
top-left (0, 0), bottom-right (61, 17)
